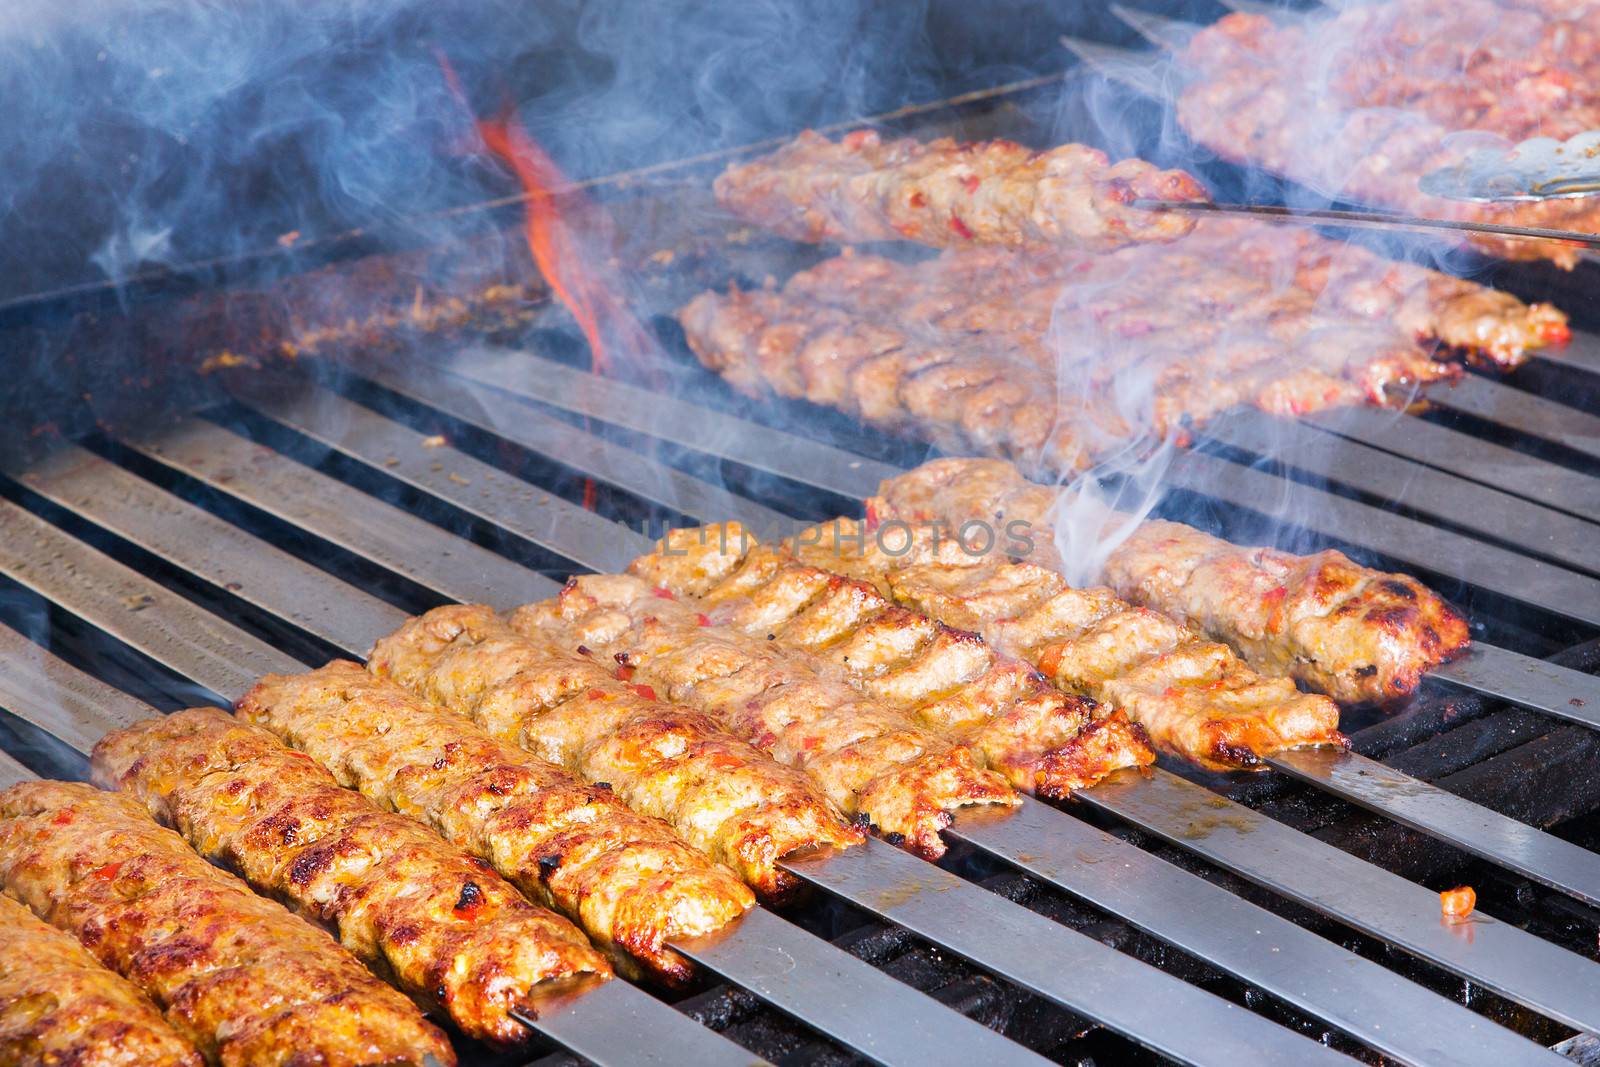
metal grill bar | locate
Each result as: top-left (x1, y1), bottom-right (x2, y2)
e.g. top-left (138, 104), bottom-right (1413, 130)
top-left (1081, 769), bottom-right (1600, 1034)
top-left (945, 799), bottom-right (1559, 1067)
top-left (1268, 748), bottom-right (1600, 905)
top-left (1202, 410), bottom-right (1600, 576)
top-left (367, 363), bottom-right (791, 532)
top-left (97, 419), bottom-right (1568, 1064)
top-left (445, 346), bottom-right (896, 499)
top-left (121, 415), bottom-right (547, 604)
top-left (1538, 332), bottom-right (1600, 377)
top-left (1166, 449), bottom-right (1600, 627)
top-left (121, 417), bottom-right (558, 604)
top-left (0, 750), bottom-right (31, 789)
top-left (14, 446), bottom-right (1340, 1067)
top-left (0, 620), bottom-right (153, 751)
top-left (1437, 377), bottom-right (1600, 464)
top-left (1301, 405), bottom-right (1600, 522)
top-left (245, 389), bottom-right (647, 575)
top-left (1430, 644), bottom-right (1600, 730)
top-left (0, 499), bottom-right (1048, 1067)
top-left (102, 396), bottom-right (1600, 1045)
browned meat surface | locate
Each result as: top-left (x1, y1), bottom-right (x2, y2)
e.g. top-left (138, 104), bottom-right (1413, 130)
top-left (512, 572), bottom-right (1024, 858)
top-left (237, 662), bottom-right (755, 983)
top-left (783, 514), bottom-right (1344, 772)
top-left (679, 223), bottom-right (1566, 475)
top-left (875, 457), bottom-right (1471, 705)
top-left (0, 779), bottom-right (453, 1067)
top-left (0, 893), bottom-right (202, 1067)
top-left (369, 607), bottom-right (863, 897)
top-left (715, 128), bottom-right (1208, 251)
top-left (1103, 523), bottom-right (1472, 706)
top-left (1177, 1), bottom-right (1600, 267)
top-left (610, 526), bottom-right (1152, 803)
top-left (91, 709), bottom-right (609, 1048)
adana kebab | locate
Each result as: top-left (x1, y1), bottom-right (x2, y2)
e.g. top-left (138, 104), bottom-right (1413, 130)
top-left (92, 708), bottom-right (611, 1049)
top-left (0, 779), bottom-right (454, 1067)
top-left (715, 129), bottom-right (1209, 251)
top-left (367, 606), bottom-right (865, 894)
top-left (236, 661), bottom-right (756, 982)
top-left (679, 220), bottom-right (1568, 474)
top-left (870, 458), bottom-right (1470, 705)
top-left (780, 519), bottom-right (1345, 771)
top-left (590, 523), bottom-right (1330, 774)
top-left (0, 893), bottom-right (203, 1067)
top-left (501, 545), bottom-right (1153, 851)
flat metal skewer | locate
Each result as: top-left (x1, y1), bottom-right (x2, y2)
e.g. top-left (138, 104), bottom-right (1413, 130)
top-left (1134, 199), bottom-right (1600, 251)
top-left (87, 412), bottom-right (1600, 1049)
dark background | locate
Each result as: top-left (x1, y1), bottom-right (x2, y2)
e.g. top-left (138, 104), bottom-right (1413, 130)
top-left (0, 0), bottom-right (1235, 310)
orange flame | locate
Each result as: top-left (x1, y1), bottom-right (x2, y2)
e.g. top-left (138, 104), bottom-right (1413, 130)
top-left (439, 56), bottom-right (650, 379)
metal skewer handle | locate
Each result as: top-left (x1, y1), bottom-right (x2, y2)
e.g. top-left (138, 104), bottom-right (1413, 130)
top-left (1420, 131), bottom-right (1600, 202)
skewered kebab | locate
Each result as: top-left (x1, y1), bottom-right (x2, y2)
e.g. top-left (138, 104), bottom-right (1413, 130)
top-left (367, 606), bottom-right (865, 895)
top-left (0, 893), bottom-right (203, 1067)
top-left (506, 546), bottom-right (1153, 850)
top-left (91, 708), bottom-right (611, 1049)
top-left (679, 221), bottom-right (1568, 475)
top-left (1176, 0), bottom-right (1600, 267)
top-left (870, 457), bottom-right (1471, 705)
top-left (0, 779), bottom-right (454, 1067)
top-left (608, 522), bottom-right (1332, 773)
top-left (236, 661), bottom-right (756, 983)
top-left (714, 129), bottom-right (1209, 251)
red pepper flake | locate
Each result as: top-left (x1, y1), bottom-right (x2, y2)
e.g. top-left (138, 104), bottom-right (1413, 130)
top-left (91, 861), bottom-right (123, 881)
top-left (651, 586), bottom-right (675, 601)
top-left (948, 213), bottom-right (974, 240)
top-left (51, 810), bottom-right (74, 827)
top-left (863, 501), bottom-right (881, 532)
top-left (908, 191), bottom-right (927, 209)
top-left (585, 688), bottom-right (609, 700)
top-left (629, 683), bottom-right (658, 701)
top-left (1541, 321), bottom-right (1572, 345)
top-left (1440, 885), bottom-right (1476, 921)
top-left (695, 612), bottom-right (710, 627)
top-left (1263, 585), bottom-right (1288, 634)
top-left (615, 665), bottom-right (635, 682)
top-left (842, 129), bottom-right (874, 150)
top-left (454, 880), bottom-right (487, 919)
top-left (961, 174), bottom-right (980, 194)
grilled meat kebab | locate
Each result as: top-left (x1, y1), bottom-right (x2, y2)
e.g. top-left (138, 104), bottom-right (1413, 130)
top-left (792, 518), bottom-right (1345, 770)
top-left (238, 662), bottom-right (755, 982)
top-left (368, 606), bottom-right (864, 896)
top-left (873, 458), bottom-right (1471, 705)
top-left (1178, 0), bottom-right (1600, 267)
top-left (92, 709), bottom-right (611, 1047)
top-left (0, 893), bottom-right (203, 1067)
top-left (514, 577), bottom-right (1016, 856)
top-left (509, 538), bottom-right (1152, 852)
top-left (0, 779), bottom-right (454, 1067)
top-left (616, 521), bottom-right (1315, 773)
top-left (715, 129), bottom-right (1208, 251)
top-left (680, 222), bottom-right (1567, 474)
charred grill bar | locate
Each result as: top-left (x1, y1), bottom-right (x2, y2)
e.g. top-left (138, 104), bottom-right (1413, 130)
top-left (2, 27), bottom-right (1600, 1067)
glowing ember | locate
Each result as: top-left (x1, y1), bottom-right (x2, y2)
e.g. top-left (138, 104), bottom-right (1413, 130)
top-left (439, 57), bottom-right (651, 379)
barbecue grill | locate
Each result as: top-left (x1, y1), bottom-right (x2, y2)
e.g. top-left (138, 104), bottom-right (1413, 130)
top-left (3, 13), bottom-right (1600, 1067)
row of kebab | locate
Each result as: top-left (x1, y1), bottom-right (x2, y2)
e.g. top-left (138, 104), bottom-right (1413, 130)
top-left (2, 0), bottom-right (1586, 1062)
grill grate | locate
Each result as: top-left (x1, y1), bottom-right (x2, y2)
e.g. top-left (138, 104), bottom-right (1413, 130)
top-left (3, 49), bottom-right (1600, 1067)
top-left (0, 332), bottom-right (1597, 1064)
